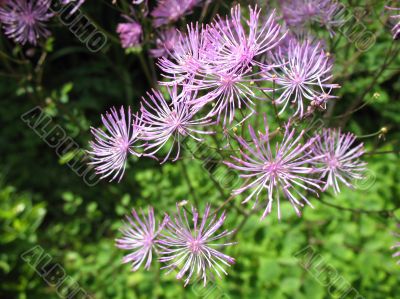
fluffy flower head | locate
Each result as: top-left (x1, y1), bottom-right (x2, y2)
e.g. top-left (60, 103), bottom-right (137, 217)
top-left (159, 204), bottom-right (236, 286)
top-left (0, 0), bottom-right (53, 45)
top-left (88, 106), bottom-right (141, 182)
top-left (116, 207), bottom-right (166, 271)
top-left (311, 129), bottom-right (366, 194)
top-left (139, 87), bottom-right (213, 163)
top-left (264, 40), bottom-right (339, 117)
top-left (225, 118), bottom-right (322, 219)
top-left (205, 5), bottom-right (285, 72)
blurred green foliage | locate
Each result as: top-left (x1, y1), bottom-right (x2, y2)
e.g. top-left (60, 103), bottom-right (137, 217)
top-left (1, 0), bottom-right (400, 298)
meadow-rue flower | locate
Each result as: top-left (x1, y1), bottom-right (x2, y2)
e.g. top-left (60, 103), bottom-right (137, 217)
top-left (281, 0), bottom-right (343, 35)
top-left (151, 0), bottom-right (200, 28)
top-left (117, 18), bottom-right (142, 49)
top-left (116, 207), bottom-right (167, 271)
top-left (88, 106), bottom-right (142, 182)
top-left (311, 129), bottom-right (366, 194)
top-left (158, 204), bottom-right (236, 286)
top-left (225, 117), bottom-right (322, 219)
top-left (186, 67), bottom-right (261, 126)
top-left (158, 23), bottom-right (205, 84)
top-left (150, 27), bottom-right (180, 58)
top-left (0, 0), bottom-right (53, 45)
top-left (205, 5), bottom-right (285, 72)
top-left (139, 87), bottom-right (214, 164)
top-left (264, 40), bottom-right (339, 117)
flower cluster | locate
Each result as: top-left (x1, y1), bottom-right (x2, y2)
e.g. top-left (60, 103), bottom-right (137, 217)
top-left (85, 3), bottom-right (374, 283)
top-left (264, 40), bottom-right (339, 117)
top-left (158, 6), bottom-right (287, 125)
top-left (280, 0), bottom-right (343, 36)
top-left (89, 5), bottom-right (291, 177)
top-left (225, 120), bottom-right (365, 219)
top-left (116, 204), bottom-right (236, 286)
top-left (88, 6), bottom-right (365, 216)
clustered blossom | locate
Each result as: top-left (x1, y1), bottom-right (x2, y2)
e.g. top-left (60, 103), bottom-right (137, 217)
top-left (280, 0), bottom-right (343, 35)
top-left (88, 106), bottom-right (142, 182)
top-left (386, 6), bottom-right (400, 39)
top-left (225, 118), bottom-right (322, 219)
top-left (0, 0), bottom-right (53, 45)
top-left (225, 121), bottom-right (368, 219)
top-left (116, 207), bottom-right (165, 271)
top-left (139, 87), bottom-right (214, 163)
top-left (88, 6), bottom-right (365, 221)
top-left (89, 5), bottom-right (300, 182)
top-left (311, 129), bottom-right (366, 194)
top-left (159, 204), bottom-right (236, 286)
top-left (83, 2), bottom-right (378, 286)
top-left (116, 204), bottom-right (236, 286)
top-left (158, 23), bottom-right (205, 84)
top-left (264, 40), bottom-right (339, 118)
top-left (205, 6), bottom-right (284, 71)
top-left (186, 67), bottom-right (260, 125)
top-left (158, 5), bottom-right (287, 125)
top-left (117, 18), bottom-right (142, 49)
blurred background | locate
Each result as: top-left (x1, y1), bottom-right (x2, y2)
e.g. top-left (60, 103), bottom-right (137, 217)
top-left (1, 0), bottom-right (400, 298)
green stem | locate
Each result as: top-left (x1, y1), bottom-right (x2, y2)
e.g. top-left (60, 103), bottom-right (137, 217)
top-left (180, 160), bottom-right (199, 210)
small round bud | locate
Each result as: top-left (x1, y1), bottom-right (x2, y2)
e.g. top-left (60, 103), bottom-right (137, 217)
top-left (380, 127), bottom-right (388, 134)
top-left (373, 92), bottom-right (380, 99)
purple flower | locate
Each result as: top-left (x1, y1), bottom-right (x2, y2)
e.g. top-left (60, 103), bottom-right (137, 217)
top-left (116, 207), bottom-right (166, 271)
top-left (281, 0), bottom-right (343, 35)
top-left (158, 204), bottom-right (236, 286)
top-left (264, 40), bottom-right (339, 117)
top-left (150, 27), bottom-right (180, 58)
top-left (205, 5), bottom-right (285, 72)
top-left (139, 87), bottom-right (213, 164)
top-left (117, 18), bottom-right (142, 49)
top-left (386, 6), bottom-right (400, 39)
top-left (311, 129), bottom-right (366, 194)
top-left (0, 0), bottom-right (53, 45)
top-left (186, 67), bottom-right (260, 126)
top-left (88, 106), bottom-right (142, 182)
top-left (151, 0), bottom-right (200, 28)
top-left (225, 118), bottom-right (322, 219)
top-left (158, 23), bottom-right (205, 85)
